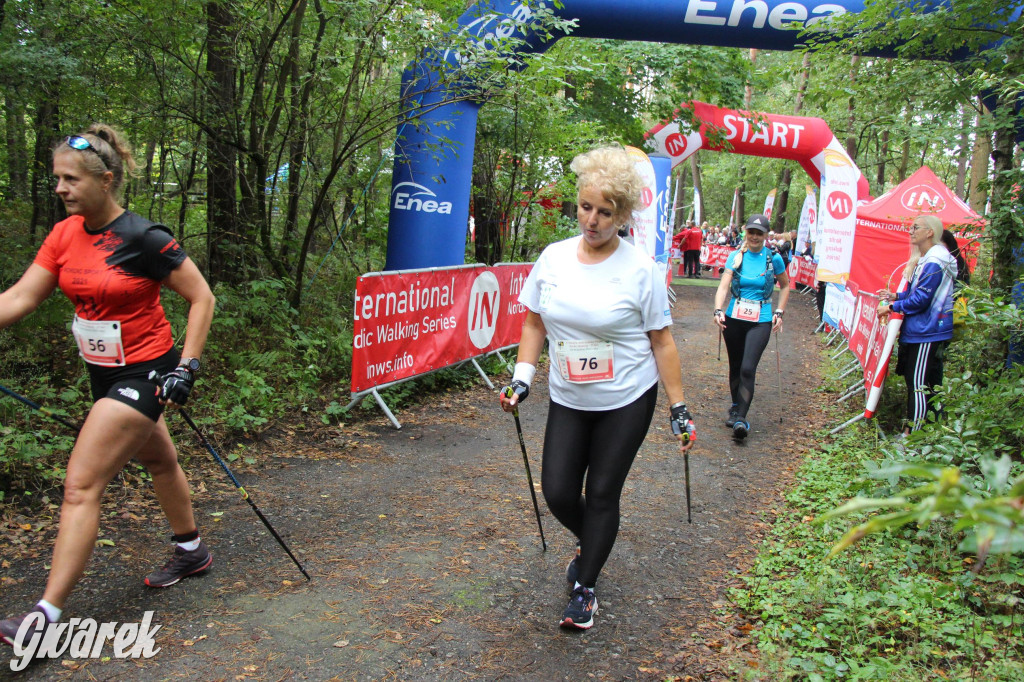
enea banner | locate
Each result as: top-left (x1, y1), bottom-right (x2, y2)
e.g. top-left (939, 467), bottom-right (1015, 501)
top-left (351, 264), bottom-right (532, 394)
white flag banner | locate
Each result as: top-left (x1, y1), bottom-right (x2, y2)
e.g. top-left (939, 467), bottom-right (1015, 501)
top-left (763, 188), bottom-right (777, 219)
top-left (693, 186), bottom-right (702, 225)
top-left (626, 146), bottom-right (658, 260)
top-left (796, 187), bottom-right (817, 255)
top-left (814, 138), bottom-right (860, 283)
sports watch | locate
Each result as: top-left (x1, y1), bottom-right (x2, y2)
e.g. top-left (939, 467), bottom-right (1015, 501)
top-left (179, 357), bottom-right (201, 373)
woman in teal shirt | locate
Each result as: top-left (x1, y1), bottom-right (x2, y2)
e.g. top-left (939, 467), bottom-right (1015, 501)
top-left (712, 214), bottom-right (790, 440)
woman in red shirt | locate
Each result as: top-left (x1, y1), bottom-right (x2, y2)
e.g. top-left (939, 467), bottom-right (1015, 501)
top-left (0, 124), bottom-right (216, 645)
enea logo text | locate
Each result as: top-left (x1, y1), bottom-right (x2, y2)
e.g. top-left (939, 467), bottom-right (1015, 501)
top-left (392, 182), bottom-right (453, 215)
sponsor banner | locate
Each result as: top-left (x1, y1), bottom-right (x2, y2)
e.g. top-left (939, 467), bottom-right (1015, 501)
top-left (351, 264), bottom-right (532, 394)
top-left (763, 188), bottom-right (777, 219)
top-left (837, 280), bottom-right (858, 338)
top-left (815, 137), bottom-right (860, 283)
top-left (848, 290), bottom-right (880, 368)
top-left (821, 282), bottom-right (845, 330)
top-left (795, 186), bottom-right (816, 253)
top-left (627, 146), bottom-right (659, 261)
top-left (786, 255), bottom-right (817, 289)
top-left (698, 244), bottom-right (735, 271)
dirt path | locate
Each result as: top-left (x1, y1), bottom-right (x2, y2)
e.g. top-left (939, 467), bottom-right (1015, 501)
top-left (1, 280), bottom-right (830, 681)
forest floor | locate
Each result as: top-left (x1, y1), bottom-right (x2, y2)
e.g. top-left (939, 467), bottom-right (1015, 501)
top-left (1, 277), bottom-right (834, 681)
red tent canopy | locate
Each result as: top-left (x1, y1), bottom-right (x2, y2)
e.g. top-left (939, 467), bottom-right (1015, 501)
top-left (849, 166), bottom-right (984, 293)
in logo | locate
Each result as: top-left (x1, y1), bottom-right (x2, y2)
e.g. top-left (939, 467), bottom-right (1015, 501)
top-left (467, 271), bottom-right (500, 349)
top-left (664, 132), bottom-right (689, 157)
top-left (391, 182), bottom-right (453, 215)
top-left (900, 184), bottom-right (946, 212)
top-left (826, 191), bottom-right (853, 220)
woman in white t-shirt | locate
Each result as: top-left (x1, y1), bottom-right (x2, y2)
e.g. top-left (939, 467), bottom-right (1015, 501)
top-left (499, 146), bottom-right (695, 631)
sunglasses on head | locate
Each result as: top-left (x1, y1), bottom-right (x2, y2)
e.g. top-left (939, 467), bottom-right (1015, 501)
top-left (65, 136), bottom-right (108, 169)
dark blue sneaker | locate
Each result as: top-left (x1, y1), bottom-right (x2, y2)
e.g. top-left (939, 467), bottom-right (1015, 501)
top-left (565, 547), bottom-right (581, 593)
top-left (560, 585), bottom-right (598, 630)
top-left (733, 420), bottom-right (749, 440)
top-left (726, 404), bottom-right (739, 427)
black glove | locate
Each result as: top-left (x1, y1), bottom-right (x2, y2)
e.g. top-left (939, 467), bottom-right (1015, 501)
top-left (670, 403), bottom-right (696, 444)
top-left (502, 379), bottom-right (530, 405)
top-left (156, 366), bottom-right (195, 405)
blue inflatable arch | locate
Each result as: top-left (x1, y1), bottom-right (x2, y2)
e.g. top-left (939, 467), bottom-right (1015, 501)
top-left (384, 0), bottom-right (1016, 271)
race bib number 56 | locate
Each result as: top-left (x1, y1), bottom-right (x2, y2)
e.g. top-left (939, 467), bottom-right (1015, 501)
top-left (72, 315), bottom-right (126, 366)
top-left (555, 339), bottom-right (614, 383)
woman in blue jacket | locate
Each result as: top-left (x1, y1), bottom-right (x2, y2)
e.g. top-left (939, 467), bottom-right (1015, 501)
top-left (878, 215), bottom-right (957, 434)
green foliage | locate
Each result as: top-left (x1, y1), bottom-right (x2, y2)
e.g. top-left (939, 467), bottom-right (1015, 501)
top-left (733, 268), bottom-right (1024, 679)
top-left (732, 431), bottom-right (1024, 681)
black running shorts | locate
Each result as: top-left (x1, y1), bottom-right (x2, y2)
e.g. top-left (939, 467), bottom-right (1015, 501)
top-left (86, 348), bottom-right (179, 422)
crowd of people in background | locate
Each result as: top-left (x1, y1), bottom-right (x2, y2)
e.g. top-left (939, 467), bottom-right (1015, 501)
top-left (671, 220), bottom-right (797, 275)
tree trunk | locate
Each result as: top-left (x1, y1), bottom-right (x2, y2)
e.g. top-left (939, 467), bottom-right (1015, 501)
top-left (737, 49), bottom-right (758, 226)
top-left (968, 98), bottom-right (992, 214)
top-left (4, 98), bottom-right (29, 200)
top-left (989, 119), bottom-right (1020, 295)
top-left (955, 108), bottom-right (970, 197)
top-left (29, 99), bottom-right (62, 241)
top-left (205, 0), bottom-right (240, 285)
top-left (877, 129), bottom-right (889, 189)
top-left (472, 166), bottom-right (504, 265)
top-left (774, 54), bottom-right (811, 232)
top-left (845, 56), bottom-right (860, 161)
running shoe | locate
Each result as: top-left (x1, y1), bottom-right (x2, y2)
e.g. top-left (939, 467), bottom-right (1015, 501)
top-left (565, 547), bottom-right (581, 593)
top-left (560, 585), bottom-right (598, 630)
top-left (1, 607), bottom-right (49, 647)
top-left (733, 420), bottom-right (750, 440)
top-left (726, 404), bottom-right (739, 427)
top-left (145, 541), bottom-right (213, 587)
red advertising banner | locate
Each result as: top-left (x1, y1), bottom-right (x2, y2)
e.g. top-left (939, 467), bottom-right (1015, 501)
top-left (863, 314), bottom-right (888, 387)
top-left (696, 244), bottom-right (735, 274)
top-left (351, 264), bottom-right (532, 394)
top-left (787, 256), bottom-right (817, 289)
top-left (848, 291), bottom-right (879, 367)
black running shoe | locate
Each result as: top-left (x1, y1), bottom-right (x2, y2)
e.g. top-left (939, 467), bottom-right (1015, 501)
top-left (1, 607), bottom-right (49, 647)
top-left (145, 541), bottom-right (213, 587)
top-left (565, 547), bottom-right (581, 593)
top-left (726, 404), bottom-right (739, 427)
top-left (560, 585), bottom-right (598, 630)
top-left (733, 420), bottom-right (749, 440)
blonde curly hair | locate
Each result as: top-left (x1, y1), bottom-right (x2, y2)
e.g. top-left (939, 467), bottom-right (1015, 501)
top-left (569, 145), bottom-right (644, 221)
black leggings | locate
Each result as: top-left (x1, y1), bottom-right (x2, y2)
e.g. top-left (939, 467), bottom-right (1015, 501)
top-left (540, 384), bottom-right (658, 589)
top-left (722, 317), bottom-right (772, 420)
top-left (898, 340), bottom-right (945, 431)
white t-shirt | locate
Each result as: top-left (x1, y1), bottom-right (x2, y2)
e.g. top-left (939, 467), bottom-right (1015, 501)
top-left (519, 235), bottom-right (673, 411)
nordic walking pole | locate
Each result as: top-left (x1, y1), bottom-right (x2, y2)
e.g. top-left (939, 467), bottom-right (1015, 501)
top-left (0, 382), bottom-right (82, 433)
top-left (683, 449), bottom-right (692, 524)
top-left (717, 327), bottom-right (722, 361)
top-left (175, 405), bottom-right (311, 581)
top-left (504, 388), bottom-right (547, 551)
top-left (775, 331), bottom-right (783, 424)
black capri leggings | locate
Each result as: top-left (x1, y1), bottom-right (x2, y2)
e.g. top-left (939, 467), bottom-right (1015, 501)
top-left (722, 317), bottom-right (772, 420)
top-left (540, 384), bottom-right (658, 589)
